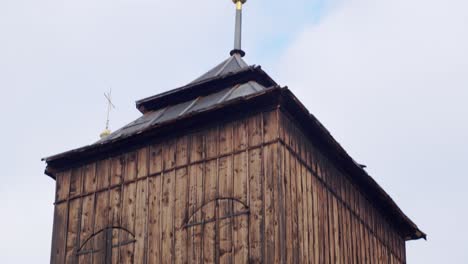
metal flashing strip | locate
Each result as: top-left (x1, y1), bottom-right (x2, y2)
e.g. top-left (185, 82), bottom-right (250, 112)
top-left (178, 97), bottom-right (200, 117)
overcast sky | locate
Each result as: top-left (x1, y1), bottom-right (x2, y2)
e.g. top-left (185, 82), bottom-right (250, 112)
top-left (1, 0), bottom-right (467, 263)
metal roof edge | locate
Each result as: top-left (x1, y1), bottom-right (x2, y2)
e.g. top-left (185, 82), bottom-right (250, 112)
top-left (135, 65), bottom-right (277, 114)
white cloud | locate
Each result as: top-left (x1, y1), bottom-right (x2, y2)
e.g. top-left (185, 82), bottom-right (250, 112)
top-left (278, 0), bottom-right (468, 262)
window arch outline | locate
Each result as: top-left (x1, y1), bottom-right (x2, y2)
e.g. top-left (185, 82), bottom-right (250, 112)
top-left (76, 226), bottom-right (136, 257)
top-left (184, 197), bottom-right (250, 228)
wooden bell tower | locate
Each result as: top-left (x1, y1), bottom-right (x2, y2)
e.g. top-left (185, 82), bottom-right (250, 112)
top-left (43, 1), bottom-right (425, 263)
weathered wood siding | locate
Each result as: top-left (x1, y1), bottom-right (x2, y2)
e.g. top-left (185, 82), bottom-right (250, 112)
top-left (278, 109), bottom-right (407, 264)
top-left (51, 110), bottom-right (281, 264)
top-left (50, 108), bottom-right (407, 263)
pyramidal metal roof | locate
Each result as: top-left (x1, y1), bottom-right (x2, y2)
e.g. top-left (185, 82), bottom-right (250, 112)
top-left (190, 53), bottom-right (248, 84)
top-left (96, 80), bottom-right (268, 144)
top-left (94, 55), bottom-right (270, 145)
top-left (44, 54), bottom-right (278, 161)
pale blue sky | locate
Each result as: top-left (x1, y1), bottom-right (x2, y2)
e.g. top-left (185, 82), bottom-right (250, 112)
top-left (1, 0), bottom-right (467, 263)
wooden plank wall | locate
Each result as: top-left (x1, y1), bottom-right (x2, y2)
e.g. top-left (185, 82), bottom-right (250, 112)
top-left (278, 109), bottom-right (407, 264)
top-left (50, 107), bottom-right (407, 263)
top-left (50, 110), bottom-right (282, 264)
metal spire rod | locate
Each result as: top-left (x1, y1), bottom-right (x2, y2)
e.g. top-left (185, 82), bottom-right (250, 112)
top-left (230, 0), bottom-right (247, 57)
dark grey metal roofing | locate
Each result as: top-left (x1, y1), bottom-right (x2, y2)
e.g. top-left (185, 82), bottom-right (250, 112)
top-left (96, 80), bottom-right (267, 144)
top-left (190, 54), bottom-right (248, 84)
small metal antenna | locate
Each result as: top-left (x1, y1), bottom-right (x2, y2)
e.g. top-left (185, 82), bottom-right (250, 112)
top-left (230, 0), bottom-right (247, 57)
top-left (100, 88), bottom-right (116, 139)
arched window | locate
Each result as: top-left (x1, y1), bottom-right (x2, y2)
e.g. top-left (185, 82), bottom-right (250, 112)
top-left (77, 226), bottom-right (136, 263)
top-left (184, 197), bottom-right (250, 228)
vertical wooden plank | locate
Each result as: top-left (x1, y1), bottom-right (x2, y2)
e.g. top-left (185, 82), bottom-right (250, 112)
top-left (219, 122), bottom-right (233, 156)
top-left (311, 170), bottom-right (320, 264)
top-left (247, 113), bottom-right (263, 264)
top-left (109, 187), bottom-right (121, 264)
top-left (148, 175), bottom-right (162, 264)
top-left (174, 167), bottom-right (188, 264)
top-left (51, 202), bottom-right (69, 264)
top-left (69, 167), bottom-right (83, 198)
top-left (65, 198), bottom-right (81, 263)
top-left (233, 152), bottom-right (248, 263)
top-left (56, 170), bottom-right (71, 202)
top-left (323, 182), bottom-right (331, 264)
top-left (93, 159), bottom-right (110, 263)
top-left (108, 156), bottom-right (123, 263)
top-left (291, 152), bottom-right (300, 264)
top-left (263, 143), bottom-right (276, 264)
top-left (352, 212), bottom-right (358, 264)
top-left (340, 178), bottom-right (347, 263)
top-left (63, 168), bottom-right (82, 263)
top-left (134, 177), bottom-right (148, 263)
top-left (263, 110), bottom-right (278, 143)
top-left (176, 136), bottom-right (189, 167)
top-left (359, 218), bottom-right (366, 264)
top-left (345, 184), bottom-right (352, 264)
top-left (83, 163), bottom-right (97, 194)
top-left (195, 163), bottom-right (204, 264)
top-left (306, 165), bottom-right (315, 264)
top-left (191, 132), bottom-right (205, 162)
top-left (349, 185), bottom-right (356, 264)
top-left (78, 165), bottom-right (96, 264)
top-left (331, 170), bottom-right (341, 264)
top-left (281, 113), bottom-right (291, 149)
top-left (332, 195), bottom-right (341, 264)
top-left (328, 188), bottom-right (336, 264)
top-left (284, 149), bottom-right (293, 264)
top-left (150, 144), bottom-right (163, 175)
top-left (300, 163), bottom-right (310, 263)
top-left (203, 160), bottom-right (217, 263)
top-left (205, 127), bottom-right (219, 159)
top-left (188, 130), bottom-right (205, 263)
top-left (78, 195), bottom-right (95, 264)
top-left (366, 227), bottom-right (372, 264)
top-left (175, 136), bottom-right (189, 264)
top-left (295, 159), bottom-right (305, 263)
top-left (248, 114), bottom-right (262, 147)
top-left (318, 179), bottom-right (326, 263)
top-left (134, 148), bottom-right (149, 264)
top-left (162, 140), bottom-right (176, 264)
top-left (358, 195), bottom-right (366, 263)
top-left (366, 193), bottom-right (372, 263)
top-left (276, 127), bottom-right (286, 264)
top-left (163, 140), bottom-right (176, 171)
top-left (248, 148), bottom-right (263, 263)
top-left (120, 153), bottom-right (137, 263)
top-left (161, 170), bottom-right (175, 264)
top-left (110, 155), bottom-right (124, 186)
top-left (354, 210), bottom-right (361, 264)
top-left (218, 156), bottom-right (233, 264)
top-left (96, 159), bottom-right (110, 190)
top-left (233, 119), bottom-right (247, 152)
top-left (137, 147), bottom-right (149, 179)
top-left (148, 142), bottom-right (162, 264)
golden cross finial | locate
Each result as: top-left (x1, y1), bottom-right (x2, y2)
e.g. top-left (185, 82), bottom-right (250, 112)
top-left (100, 88), bottom-right (116, 139)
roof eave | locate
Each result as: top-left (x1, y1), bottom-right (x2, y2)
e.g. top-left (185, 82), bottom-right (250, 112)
top-left (135, 66), bottom-right (277, 114)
